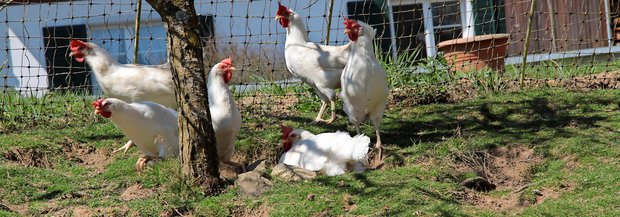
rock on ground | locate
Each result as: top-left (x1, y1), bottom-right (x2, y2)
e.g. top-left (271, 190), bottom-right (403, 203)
top-left (271, 163), bottom-right (316, 182)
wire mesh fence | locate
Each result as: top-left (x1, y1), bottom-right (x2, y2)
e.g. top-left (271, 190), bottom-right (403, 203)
top-left (2, 0), bottom-right (620, 132)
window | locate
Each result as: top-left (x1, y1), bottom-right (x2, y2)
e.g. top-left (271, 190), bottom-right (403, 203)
top-left (431, 1), bottom-right (462, 43)
top-left (43, 24), bottom-right (91, 93)
top-left (473, 0), bottom-right (506, 35)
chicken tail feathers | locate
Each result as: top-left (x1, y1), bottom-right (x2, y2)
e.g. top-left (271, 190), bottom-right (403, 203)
top-left (335, 134), bottom-right (370, 162)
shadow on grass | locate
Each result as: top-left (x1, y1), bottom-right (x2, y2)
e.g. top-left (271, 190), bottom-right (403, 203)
top-left (380, 93), bottom-right (611, 152)
top-left (312, 171), bottom-right (469, 216)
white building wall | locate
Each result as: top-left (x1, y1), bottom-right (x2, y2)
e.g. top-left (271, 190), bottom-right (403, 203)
top-left (0, 0), bottom-right (350, 97)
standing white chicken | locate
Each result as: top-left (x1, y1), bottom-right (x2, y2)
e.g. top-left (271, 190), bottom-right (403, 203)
top-left (70, 39), bottom-right (176, 154)
top-left (92, 98), bottom-right (179, 175)
top-left (207, 58), bottom-right (243, 170)
top-left (276, 3), bottom-right (350, 124)
top-left (340, 19), bottom-right (389, 160)
top-left (279, 124), bottom-right (369, 176)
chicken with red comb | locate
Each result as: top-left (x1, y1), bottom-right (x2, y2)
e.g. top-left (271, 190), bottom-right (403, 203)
top-left (340, 19), bottom-right (389, 166)
top-left (208, 57), bottom-right (244, 172)
top-left (92, 98), bottom-right (179, 175)
top-left (275, 3), bottom-right (351, 124)
top-left (68, 39), bottom-right (176, 155)
top-left (279, 126), bottom-right (369, 176)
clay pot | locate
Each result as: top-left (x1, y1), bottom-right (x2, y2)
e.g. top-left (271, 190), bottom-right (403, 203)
top-left (436, 34), bottom-right (510, 72)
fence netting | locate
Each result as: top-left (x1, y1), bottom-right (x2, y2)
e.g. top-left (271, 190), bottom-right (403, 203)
top-left (2, 0), bottom-right (619, 132)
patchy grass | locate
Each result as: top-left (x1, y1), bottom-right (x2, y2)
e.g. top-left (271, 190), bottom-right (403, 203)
top-left (1, 87), bottom-right (620, 216)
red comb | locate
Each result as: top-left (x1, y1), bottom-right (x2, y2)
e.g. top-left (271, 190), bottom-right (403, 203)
top-left (220, 57), bottom-right (233, 66)
top-left (70, 40), bottom-right (88, 51)
top-left (92, 98), bottom-right (105, 108)
top-left (280, 124), bottom-right (294, 139)
top-left (343, 18), bottom-right (358, 29)
top-left (276, 2), bottom-right (290, 16)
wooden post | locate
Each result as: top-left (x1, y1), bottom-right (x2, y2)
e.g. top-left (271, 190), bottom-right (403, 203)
top-left (133, 0), bottom-right (143, 64)
top-left (325, 0), bottom-right (335, 45)
top-left (520, 0), bottom-right (537, 89)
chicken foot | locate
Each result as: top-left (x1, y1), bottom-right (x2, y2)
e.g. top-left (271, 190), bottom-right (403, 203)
top-left (310, 102), bottom-right (329, 124)
top-left (136, 155), bottom-right (158, 175)
top-left (112, 140), bottom-right (134, 154)
top-left (311, 100), bottom-right (338, 124)
top-left (370, 124), bottom-right (385, 169)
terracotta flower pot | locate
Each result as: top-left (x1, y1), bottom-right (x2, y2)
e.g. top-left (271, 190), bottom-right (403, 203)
top-left (436, 34), bottom-right (510, 73)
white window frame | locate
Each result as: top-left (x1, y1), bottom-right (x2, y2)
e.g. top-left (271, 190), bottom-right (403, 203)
top-left (388, 0), bottom-right (472, 57)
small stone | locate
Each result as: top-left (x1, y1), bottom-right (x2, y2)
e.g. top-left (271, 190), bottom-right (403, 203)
top-left (307, 194), bottom-right (315, 201)
top-left (533, 189), bottom-right (543, 196)
top-left (246, 159), bottom-right (269, 175)
top-left (271, 163), bottom-right (316, 182)
top-left (342, 194), bottom-right (357, 212)
top-left (235, 171), bottom-right (273, 198)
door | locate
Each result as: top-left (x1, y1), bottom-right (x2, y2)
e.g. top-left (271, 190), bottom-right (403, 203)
top-left (43, 24), bottom-right (91, 94)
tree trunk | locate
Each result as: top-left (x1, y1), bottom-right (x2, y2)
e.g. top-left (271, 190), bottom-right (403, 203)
top-left (145, 0), bottom-right (220, 193)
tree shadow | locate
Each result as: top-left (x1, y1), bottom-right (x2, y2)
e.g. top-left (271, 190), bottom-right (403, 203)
top-left (313, 171), bottom-right (470, 216)
top-left (378, 93), bottom-right (610, 152)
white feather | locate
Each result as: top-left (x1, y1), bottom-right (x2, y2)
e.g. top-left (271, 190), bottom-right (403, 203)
top-left (104, 98), bottom-right (179, 158)
top-left (279, 129), bottom-right (370, 176)
top-left (207, 63), bottom-right (242, 162)
top-left (341, 21), bottom-right (389, 136)
top-left (84, 43), bottom-right (176, 108)
top-left (283, 10), bottom-right (350, 107)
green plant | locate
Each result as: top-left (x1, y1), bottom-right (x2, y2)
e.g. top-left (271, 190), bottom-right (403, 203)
top-left (457, 68), bottom-right (507, 93)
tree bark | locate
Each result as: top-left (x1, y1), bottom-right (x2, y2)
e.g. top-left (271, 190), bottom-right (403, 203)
top-left (145, 0), bottom-right (220, 193)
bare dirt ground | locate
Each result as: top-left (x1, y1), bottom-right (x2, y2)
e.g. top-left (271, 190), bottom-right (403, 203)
top-left (449, 144), bottom-right (574, 211)
top-left (389, 71), bottom-right (620, 109)
top-left (3, 137), bottom-right (112, 173)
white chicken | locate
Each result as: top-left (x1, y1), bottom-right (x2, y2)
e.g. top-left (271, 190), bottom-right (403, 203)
top-left (279, 124), bottom-right (369, 176)
top-left (92, 98), bottom-right (179, 175)
top-left (340, 19), bottom-right (389, 160)
top-left (70, 39), bottom-right (176, 154)
top-left (207, 58), bottom-right (244, 171)
top-left (276, 3), bottom-right (350, 124)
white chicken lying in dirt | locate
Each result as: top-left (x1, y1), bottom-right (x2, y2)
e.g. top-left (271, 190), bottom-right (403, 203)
top-left (70, 39), bottom-right (176, 154)
top-left (340, 19), bottom-right (389, 163)
top-left (92, 98), bottom-right (179, 175)
top-left (279, 124), bottom-right (369, 176)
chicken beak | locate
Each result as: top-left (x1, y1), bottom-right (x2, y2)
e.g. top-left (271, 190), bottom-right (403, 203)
top-left (344, 29), bottom-right (351, 35)
top-left (275, 15), bottom-right (283, 21)
top-left (69, 51), bottom-right (75, 57)
top-left (229, 66), bottom-right (237, 72)
top-left (94, 109), bottom-right (101, 115)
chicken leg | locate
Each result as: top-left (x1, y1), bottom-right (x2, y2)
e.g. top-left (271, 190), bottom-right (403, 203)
top-left (112, 140), bottom-right (134, 154)
top-left (325, 100), bottom-right (337, 124)
top-left (136, 155), bottom-right (158, 175)
top-left (370, 120), bottom-right (384, 168)
top-left (311, 102), bottom-right (329, 124)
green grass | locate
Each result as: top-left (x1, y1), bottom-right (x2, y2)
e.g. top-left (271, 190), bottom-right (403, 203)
top-left (1, 87), bottom-right (620, 216)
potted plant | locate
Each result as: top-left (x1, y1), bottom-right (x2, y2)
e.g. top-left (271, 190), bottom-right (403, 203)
top-left (436, 34), bottom-right (510, 73)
